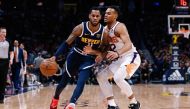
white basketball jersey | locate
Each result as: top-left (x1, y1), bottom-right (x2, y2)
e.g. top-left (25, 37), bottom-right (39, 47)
top-left (106, 21), bottom-right (137, 56)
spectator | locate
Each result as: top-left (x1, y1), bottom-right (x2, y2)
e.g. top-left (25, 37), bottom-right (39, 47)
top-left (10, 40), bottom-right (25, 93)
top-left (33, 52), bottom-right (44, 84)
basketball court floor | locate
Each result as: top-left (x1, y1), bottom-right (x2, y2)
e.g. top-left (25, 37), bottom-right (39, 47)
top-left (0, 84), bottom-right (190, 109)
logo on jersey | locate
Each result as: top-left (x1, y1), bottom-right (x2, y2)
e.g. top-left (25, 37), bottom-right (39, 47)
top-left (96, 34), bottom-right (101, 38)
top-left (168, 70), bottom-right (184, 81)
top-left (81, 37), bottom-right (101, 44)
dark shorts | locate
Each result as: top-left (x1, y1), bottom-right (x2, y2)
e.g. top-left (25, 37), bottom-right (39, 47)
top-left (65, 49), bottom-right (95, 77)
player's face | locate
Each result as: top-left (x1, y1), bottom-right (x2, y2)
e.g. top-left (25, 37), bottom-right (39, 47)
top-left (89, 10), bottom-right (101, 26)
top-left (104, 8), bottom-right (117, 23)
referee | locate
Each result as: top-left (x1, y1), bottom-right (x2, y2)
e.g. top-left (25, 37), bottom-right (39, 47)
top-left (0, 27), bottom-right (10, 103)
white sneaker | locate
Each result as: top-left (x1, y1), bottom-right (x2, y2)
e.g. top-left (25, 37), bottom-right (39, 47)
top-left (64, 103), bottom-right (75, 109)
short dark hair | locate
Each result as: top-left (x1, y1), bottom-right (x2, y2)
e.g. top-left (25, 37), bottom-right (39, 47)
top-left (107, 5), bottom-right (120, 16)
top-left (89, 7), bottom-right (102, 15)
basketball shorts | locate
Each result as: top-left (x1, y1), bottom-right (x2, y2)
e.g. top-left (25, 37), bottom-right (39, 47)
top-left (65, 49), bottom-right (95, 77)
top-left (98, 52), bottom-right (141, 79)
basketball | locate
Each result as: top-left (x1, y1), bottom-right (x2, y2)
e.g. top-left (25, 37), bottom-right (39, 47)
top-left (40, 59), bottom-right (58, 76)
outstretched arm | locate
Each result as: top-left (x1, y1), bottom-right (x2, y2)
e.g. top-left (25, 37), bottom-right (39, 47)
top-left (53, 24), bottom-right (83, 60)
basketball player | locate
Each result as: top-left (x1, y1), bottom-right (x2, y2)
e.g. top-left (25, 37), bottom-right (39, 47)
top-left (49, 7), bottom-right (107, 109)
top-left (83, 6), bottom-right (141, 109)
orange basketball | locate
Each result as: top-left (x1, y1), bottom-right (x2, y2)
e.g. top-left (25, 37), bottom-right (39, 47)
top-left (40, 59), bottom-right (58, 76)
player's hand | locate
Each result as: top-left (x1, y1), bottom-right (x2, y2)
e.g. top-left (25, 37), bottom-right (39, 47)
top-left (49, 56), bottom-right (56, 62)
top-left (95, 54), bottom-right (103, 63)
top-left (83, 45), bottom-right (93, 55)
top-left (106, 51), bottom-right (119, 60)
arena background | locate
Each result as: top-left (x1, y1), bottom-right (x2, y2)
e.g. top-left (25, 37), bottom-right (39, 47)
top-left (0, 0), bottom-right (190, 109)
top-left (1, 0), bottom-right (189, 83)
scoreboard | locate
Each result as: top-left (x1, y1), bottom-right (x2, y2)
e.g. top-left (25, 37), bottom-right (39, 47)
top-left (175, 0), bottom-right (190, 14)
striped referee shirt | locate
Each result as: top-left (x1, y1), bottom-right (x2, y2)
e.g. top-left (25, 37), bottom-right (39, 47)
top-left (0, 40), bottom-right (9, 59)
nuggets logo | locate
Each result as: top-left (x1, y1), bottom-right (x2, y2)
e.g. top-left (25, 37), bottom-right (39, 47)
top-left (96, 34), bottom-right (101, 38)
top-left (81, 37), bottom-right (101, 44)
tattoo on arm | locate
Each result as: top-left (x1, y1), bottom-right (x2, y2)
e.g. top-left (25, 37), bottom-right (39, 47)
top-left (66, 24), bottom-right (82, 45)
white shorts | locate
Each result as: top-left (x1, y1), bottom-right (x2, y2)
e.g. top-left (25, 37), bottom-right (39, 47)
top-left (100, 52), bottom-right (141, 79)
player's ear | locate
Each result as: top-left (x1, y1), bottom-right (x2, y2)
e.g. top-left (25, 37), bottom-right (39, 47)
top-left (114, 14), bottom-right (118, 20)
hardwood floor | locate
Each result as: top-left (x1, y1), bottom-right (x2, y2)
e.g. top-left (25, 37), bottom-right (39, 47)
top-left (0, 84), bottom-right (190, 109)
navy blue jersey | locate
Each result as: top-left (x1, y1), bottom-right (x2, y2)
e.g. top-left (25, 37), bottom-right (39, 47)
top-left (65, 22), bottom-right (104, 76)
top-left (74, 21), bottom-right (104, 51)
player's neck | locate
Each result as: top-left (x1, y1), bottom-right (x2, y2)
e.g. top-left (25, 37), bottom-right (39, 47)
top-left (107, 21), bottom-right (117, 29)
top-left (88, 22), bottom-right (100, 32)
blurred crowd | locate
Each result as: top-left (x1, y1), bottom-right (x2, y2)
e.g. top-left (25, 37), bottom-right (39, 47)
top-left (141, 13), bottom-right (190, 83)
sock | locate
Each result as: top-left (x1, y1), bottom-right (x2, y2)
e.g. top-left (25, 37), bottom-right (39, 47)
top-left (108, 99), bottom-right (117, 106)
top-left (130, 97), bottom-right (137, 104)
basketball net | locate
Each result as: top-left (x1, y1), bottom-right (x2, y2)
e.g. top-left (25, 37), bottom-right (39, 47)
top-left (183, 31), bottom-right (190, 39)
top-left (179, 30), bottom-right (190, 39)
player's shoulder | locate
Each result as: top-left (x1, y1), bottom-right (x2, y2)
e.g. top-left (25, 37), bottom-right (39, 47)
top-left (76, 21), bottom-right (93, 30)
top-left (76, 22), bottom-right (83, 28)
top-left (73, 22), bottom-right (83, 31)
top-left (116, 22), bottom-right (126, 28)
top-left (71, 23), bottom-right (83, 36)
top-left (103, 25), bottom-right (108, 30)
top-left (115, 22), bottom-right (128, 32)
top-left (104, 25), bottom-right (109, 31)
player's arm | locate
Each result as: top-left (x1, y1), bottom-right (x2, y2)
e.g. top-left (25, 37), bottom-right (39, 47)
top-left (96, 31), bottom-right (111, 63)
top-left (83, 45), bottom-right (105, 63)
top-left (99, 29), bottom-right (110, 52)
top-left (83, 45), bottom-right (101, 55)
top-left (106, 23), bottom-right (132, 60)
top-left (115, 23), bottom-right (132, 55)
top-left (83, 30), bottom-right (108, 55)
top-left (53, 24), bottom-right (82, 59)
top-left (83, 30), bottom-right (110, 63)
top-left (83, 29), bottom-right (110, 55)
top-left (65, 24), bottom-right (83, 45)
